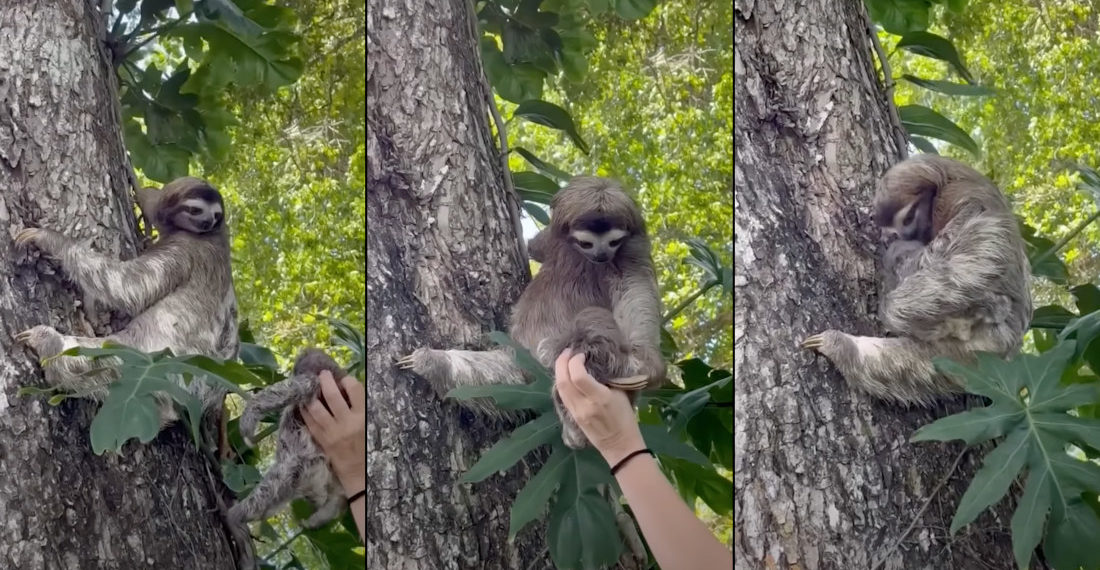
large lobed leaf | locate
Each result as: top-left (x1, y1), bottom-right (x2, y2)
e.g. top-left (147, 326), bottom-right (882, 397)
top-left (912, 340), bottom-right (1100, 569)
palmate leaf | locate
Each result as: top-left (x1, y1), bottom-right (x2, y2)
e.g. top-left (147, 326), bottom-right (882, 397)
top-left (446, 382), bottom-right (553, 412)
top-left (547, 446), bottom-right (622, 570)
top-left (1044, 500), bottom-right (1100, 570)
top-left (513, 100), bottom-right (589, 154)
top-left (912, 339), bottom-right (1100, 568)
top-left (488, 331), bottom-right (553, 389)
top-left (896, 31), bottom-right (974, 82)
top-left (89, 370), bottom-right (201, 454)
top-left (1030, 304), bottom-right (1076, 331)
top-left (459, 412), bottom-right (560, 484)
top-left (509, 445), bottom-right (571, 537)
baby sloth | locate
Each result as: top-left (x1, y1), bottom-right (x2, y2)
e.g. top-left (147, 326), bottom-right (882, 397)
top-left (546, 307), bottom-right (646, 448)
top-left (229, 349), bottom-right (349, 528)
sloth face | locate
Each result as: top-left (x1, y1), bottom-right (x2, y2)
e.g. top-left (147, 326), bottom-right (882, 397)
top-left (880, 193), bottom-right (933, 245)
top-left (569, 228), bottom-right (629, 264)
top-left (171, 197), bottom-right (224, 234)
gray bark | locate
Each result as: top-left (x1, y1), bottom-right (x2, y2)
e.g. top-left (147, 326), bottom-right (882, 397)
top-left (366, 0), bottom-right (550, 568)
top-left (0, 2), bottom-right (240, 568)
top-left (734, 0), bottom-right (1023, 569)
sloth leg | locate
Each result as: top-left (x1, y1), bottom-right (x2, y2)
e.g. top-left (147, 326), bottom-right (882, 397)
top-left (228, 461), bottom-right (300, 525)
top-left (396, 348), bottom-right (524, 415)
top-left (303, 489), bottom-right (346, 529)
top-left (801, 330), bottom-right (964, 406)
top-left (15, 325), bottom-right (115, 399)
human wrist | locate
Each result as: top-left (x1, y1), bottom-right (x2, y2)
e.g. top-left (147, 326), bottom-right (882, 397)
top-left (335, 467), bottom-right (365, 496)
top-left (598, 432), bottom-right (647, 468)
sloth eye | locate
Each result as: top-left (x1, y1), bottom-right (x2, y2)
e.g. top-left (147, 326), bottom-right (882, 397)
top-left (578, 241), bottom-right (594, 249)
top-left (609, 238), bottom-right (622, 247)
top-left (902, 207), bottom-right (916, 226)
top-left (187, 206), bottom-right (203, 215)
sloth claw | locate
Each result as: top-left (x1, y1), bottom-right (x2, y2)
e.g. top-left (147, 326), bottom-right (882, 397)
top-left (394, 354), bottom-right (416, 369)
top-left (607, 375), bottom-right (648, 391)
top-left (801, 334), bottom-right (825, 350)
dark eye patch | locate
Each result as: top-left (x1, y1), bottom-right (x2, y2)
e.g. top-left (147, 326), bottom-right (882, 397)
top-left (902, 206), bottom-right (916, 226)
top-left (578, 241), bottom-right (593, 249)
top-left (187, 206), bottom-right (202, 215)
top-left (609, 238), bottom-right (622, 247)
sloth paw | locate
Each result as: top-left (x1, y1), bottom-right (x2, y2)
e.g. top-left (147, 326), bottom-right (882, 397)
top-left (801, 330), bottom-right (858, 363)
top-left (13, 228), bottom-right (49, 250)
top-left (561, 421), bottom-right (589, 450)
top-left (15, 325), bottom-right (64, 360)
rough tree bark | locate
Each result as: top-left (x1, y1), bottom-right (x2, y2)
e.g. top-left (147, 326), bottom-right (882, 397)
top-left (365, 0), bottom-right (550, 568)
top-left (734, 1), bottom-right (1022, 569)
top-left (0, 3), bottom-right (240, 568)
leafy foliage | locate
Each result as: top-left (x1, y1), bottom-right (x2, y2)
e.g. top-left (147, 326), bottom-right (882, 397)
top-left (447, 294), bottom-right (732, 567)
top-left (913, 341), bottom-right (1100, 570)
top-left (111, 0), bottom-right (305, 182)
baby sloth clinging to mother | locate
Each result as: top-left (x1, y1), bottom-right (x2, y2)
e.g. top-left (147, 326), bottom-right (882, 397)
top-left (802, 155), bottom-right (1032, 405)
top-left (229, 349), bottom-right (351, 528)
top-left (398, 176), bottom-right (667, 449)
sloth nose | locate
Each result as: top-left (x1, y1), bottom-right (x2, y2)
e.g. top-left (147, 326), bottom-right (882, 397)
top-left (594, 253), bottom-right (610, 262)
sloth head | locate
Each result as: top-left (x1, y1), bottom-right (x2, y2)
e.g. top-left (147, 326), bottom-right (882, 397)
top-left (875, 191), bottom-right (934, 244)
top-left (549, 176), bottom-right (646, 264)
top-left (138, 177), bottom-right (226, 236)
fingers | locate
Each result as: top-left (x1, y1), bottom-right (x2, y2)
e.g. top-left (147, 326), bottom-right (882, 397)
top-left (300, 402), bottom-right (322, 434)
top-left (318, 370), bottom-right (350, 416)
top-left (340, 375), bottom-right (365, 411)
top-left (302, 398), bottom-right (334, 431)
top-left (554, 348), bottom-right (573, 385)
top-left (566, 352), bottom-right (606, 398)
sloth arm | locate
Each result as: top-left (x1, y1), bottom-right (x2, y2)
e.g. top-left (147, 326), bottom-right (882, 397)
top-left (880, 210), bottom-right (1010, 339)
top-left (46, 234), bottom-right (191, 316)
top-left (610, 265), bottom-right (665, 381)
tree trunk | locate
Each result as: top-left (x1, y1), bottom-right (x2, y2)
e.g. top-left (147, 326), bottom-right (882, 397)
top-left (734, 1), bottom-right (1020, 568)
top-left (365, 0), bottom-right (549, 568)
top-left (0, 3), bottom-right (239, 568)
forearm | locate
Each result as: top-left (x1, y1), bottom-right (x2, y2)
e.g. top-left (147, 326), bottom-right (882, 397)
top-left (337, 471), bottom-right (366, 543)
top-left (614, 455), bottom-right (732, 570)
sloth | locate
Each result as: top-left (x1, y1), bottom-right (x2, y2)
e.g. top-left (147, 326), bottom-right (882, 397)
top-left (881, 239), bottom-right (924, 294)
top-left (228, 349), bottom-right (350, 528)
top-left (398, 176), bottom-right (666, 449)
top-left (802, 155), bottom-right (1032, 405)
top-left (15, 177), bottom-right (239, 444)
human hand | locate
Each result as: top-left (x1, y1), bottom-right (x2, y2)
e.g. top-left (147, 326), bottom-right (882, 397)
top-left (554, 348), bottom-right (645, 467)
top-left (301, 370), bottom-right (366, 493)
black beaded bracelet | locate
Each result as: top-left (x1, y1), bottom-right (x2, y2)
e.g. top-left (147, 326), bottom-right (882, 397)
top-left (610, 448), bottom-right (654, 476)
top-left (347, 489), bottom-right (366, 504)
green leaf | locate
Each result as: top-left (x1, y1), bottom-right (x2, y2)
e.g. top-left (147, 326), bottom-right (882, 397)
top-left (902, 75), bottom-right (995, 96)
top-left (445, 383), bottom-right (553, 412)
top-left (910, 405), bottom-right (1024, 445)
top-left (198, 0), bottom-right (265, 37)
top-left (512, 170), bottom-right (561, 204)
top-left (1044, 501), bottom-right (1100, 570)
top-left (239, 342), bottom-right (279, 371)
top-left (1010, 467), bottom-right (1051, 570)
top-left (480, 37), bottom-right (545, 104)
top-left (222, 461), bottom-right (262, 493)
top-left (613, 0), bottom-right (658, 20)
top-left (909, 136), bottom-right (939, 155)
top-left (1018, 340), bottom-right (1077, 405)
top-left (1071, 284), bottom-right (1100, 315)
top-left (950, 427), bottom-right (1029, 534)
top-left (459, 412), bottom-right (560, 483)
top-left (639, 423), bottom-right (710, 466)
top-left (89, 373), bottom-right (192, 454)
top-left (523, 202), bottom-right (550, 224)
top-left (488, 331), bottom-right (553, 389)
top-left (933, 352), bottom-right (1023, 406)
top-left (174, 0), bottom-right (195, 16)
top-left (513, 100), bottom-right (589, 154)
top-left (547, 466), bottom-right (622, 570)
top-left (865, 0), bottom-right (931, 35)
top-left (1019, 221), bottom-right (1069, 283)
top-left (171, 24), bottom-right (303, 94)
top-left (509, 446), bottom-right (570, 537)
top-left (897, 31), bottom-right (974, 82)
top-left (898, 104), bottom-right (979, 157)
top-left (1030, 305), bottom-right (1077, 331)
top-left (512, 147), bottom-right (572, 182)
